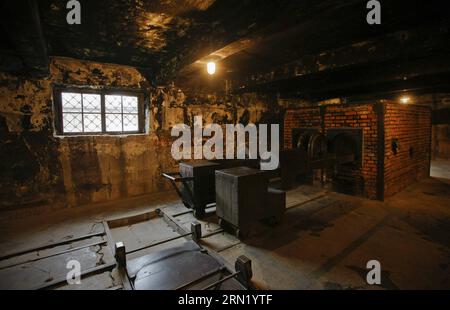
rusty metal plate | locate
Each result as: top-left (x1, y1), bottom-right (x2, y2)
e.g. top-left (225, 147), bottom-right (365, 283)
top-left (132, 241), bottom-right (225, 290)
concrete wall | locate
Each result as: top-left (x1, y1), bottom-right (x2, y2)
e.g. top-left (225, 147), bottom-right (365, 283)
top-left (433, 125), bottom-right (450, 160)
top-left (430, 94), bottom-right (450, 160)
top-left (0, 57), bottom-right (281, 211)
top-left (412, 93), bottom-right (450, 160)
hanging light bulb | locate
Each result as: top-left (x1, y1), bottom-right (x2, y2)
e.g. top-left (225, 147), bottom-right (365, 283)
top-left (207, 62), bottom-right (216, 75)
top-left (400, 96), bottom-right (410, 104)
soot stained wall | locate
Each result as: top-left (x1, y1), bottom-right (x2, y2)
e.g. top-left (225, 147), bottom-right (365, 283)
top-left (0, 57), bottom-right (280, 212)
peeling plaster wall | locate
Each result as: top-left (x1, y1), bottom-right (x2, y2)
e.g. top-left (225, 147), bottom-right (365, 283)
top-left (152, 86), bottom-right (281, 130)
top-left (0, 73), bottom-right (62, 210)
top-left (0, 57), bottom-right (281, 211)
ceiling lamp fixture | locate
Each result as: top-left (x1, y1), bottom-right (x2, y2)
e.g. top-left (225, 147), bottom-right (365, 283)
top-left (207, 62), bottom-right (216, 75)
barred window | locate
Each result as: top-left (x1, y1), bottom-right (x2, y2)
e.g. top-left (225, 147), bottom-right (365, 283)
top-left (54, 88), bottom-right (145, 135)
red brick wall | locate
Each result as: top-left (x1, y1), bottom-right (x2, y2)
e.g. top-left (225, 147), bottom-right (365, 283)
top-left (284, 103), bottom-right (431, 200)
top-left (284, 107), bottom-right (321, 149)
top-left (324, 104), bottom-right (379, 199)
top-left (384, 103), bottom-right (431, 198)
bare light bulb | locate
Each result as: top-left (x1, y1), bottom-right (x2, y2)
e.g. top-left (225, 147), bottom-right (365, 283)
top-left (400, 96), bottom-right (410, 104)
top-left (207, 62), bottom-right (216, 75)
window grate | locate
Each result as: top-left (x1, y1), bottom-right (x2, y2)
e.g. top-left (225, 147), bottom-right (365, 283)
top-left (54, 88), bottom-right (144, 136)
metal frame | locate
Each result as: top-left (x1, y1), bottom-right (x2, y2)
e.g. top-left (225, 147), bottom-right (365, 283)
top-left (175, 266), bottom-right (227, 290)
top-left (123, 222), bottom-right (202, 258)
top-left (162, 172), bottom-right (221, 219)
top-left (33, 261), bottom-right (116, 290)
top-left (0, 228), bottom-right (117, 290)
top-left (0, 231), bottom-right (105, 261)
top-left (104, 209), bottom-right (202, 290)
top-left (162, 172), bottom-right (197, 210)
top-left (53, 86), bottom-right (146, 136)
top-left (172, 254), bottom-right (253, 291)
top-left (0, 239), bottom-right (107, 271)
top-left (202, 272), bottom-right (242, 290)
top-left (326, 127), bottom-right (364, 167)
top-left (102, 220), bottom-right (133, 290)
top-left (104, 208), bottom-right (252, 290)
top-left (202, 256), bottom-right (252, 290)
top-left (0, 209), bottom-right (240, 291)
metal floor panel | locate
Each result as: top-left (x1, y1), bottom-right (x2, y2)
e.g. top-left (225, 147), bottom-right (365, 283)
top-left (130, 241), bottom-right (244, 290)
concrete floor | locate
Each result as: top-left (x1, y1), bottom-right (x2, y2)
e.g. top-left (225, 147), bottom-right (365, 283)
top-left (0, 162), bottom-right (449, 290)
top-left (431, 159), bottom-right (450, 180)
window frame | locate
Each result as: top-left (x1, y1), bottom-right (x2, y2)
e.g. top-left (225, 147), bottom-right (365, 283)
top-left (53, 86), bottom-right (146, 136)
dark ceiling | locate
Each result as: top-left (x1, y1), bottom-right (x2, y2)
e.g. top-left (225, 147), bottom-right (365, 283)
top-left (1, 0), bottom-right (449, 99)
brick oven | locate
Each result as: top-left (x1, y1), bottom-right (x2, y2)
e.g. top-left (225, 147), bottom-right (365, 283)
top-left (284, 102), bottom-right (431, 200)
